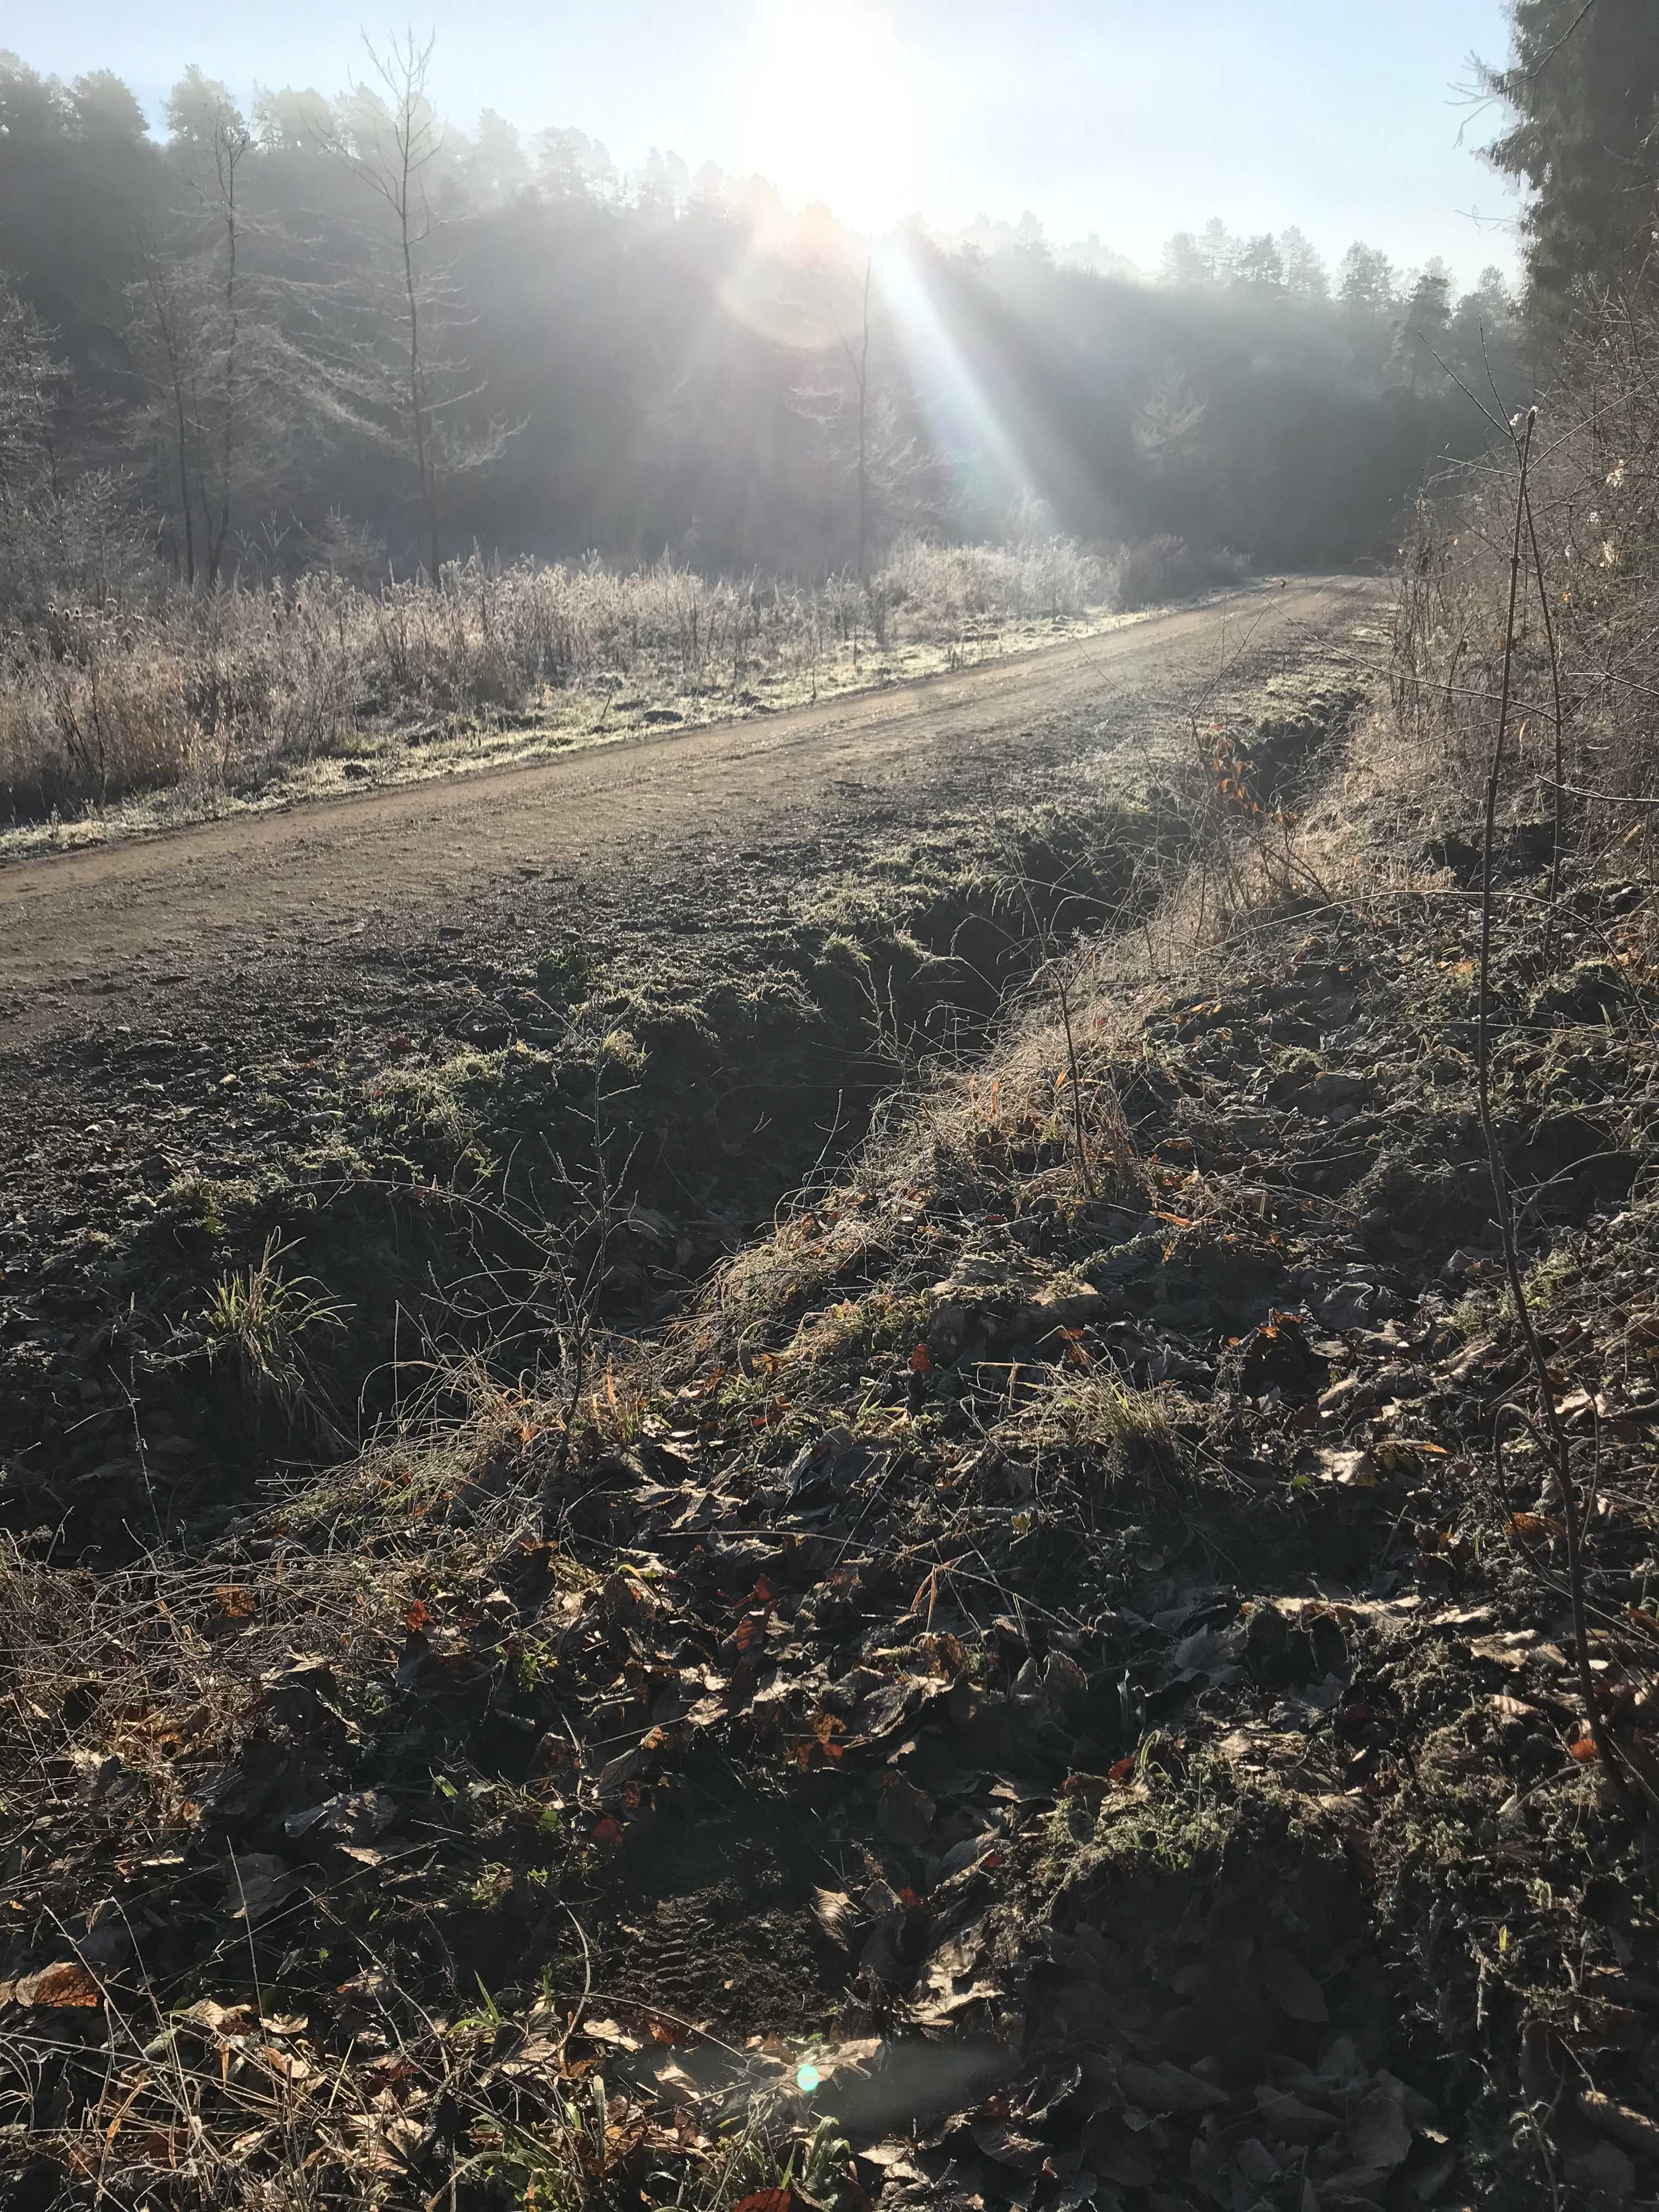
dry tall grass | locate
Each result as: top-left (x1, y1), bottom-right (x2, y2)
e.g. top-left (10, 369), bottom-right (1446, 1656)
top-left (0, 533), bottom-right (1167, 823)
top-left (1391, 260), bottom-right (1659, 848)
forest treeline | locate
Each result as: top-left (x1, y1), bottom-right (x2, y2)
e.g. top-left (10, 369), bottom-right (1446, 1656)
top-left (0, 36), bottom-right (1530, 603)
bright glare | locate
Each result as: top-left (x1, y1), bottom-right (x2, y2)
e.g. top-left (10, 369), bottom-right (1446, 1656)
top-left (738, 1), bottom-right (922, 230)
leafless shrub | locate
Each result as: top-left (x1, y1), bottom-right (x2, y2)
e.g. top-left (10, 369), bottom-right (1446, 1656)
top-left (877, 532), bottom-right (1115, 627)
top-left (1119, 534), bottom-right (1248, 610)
top-left (1391, 257), bottom-right (1659, 850)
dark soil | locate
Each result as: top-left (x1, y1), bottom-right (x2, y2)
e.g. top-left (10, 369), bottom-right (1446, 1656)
top-left (10, 602), bottom-right (1659, 2212)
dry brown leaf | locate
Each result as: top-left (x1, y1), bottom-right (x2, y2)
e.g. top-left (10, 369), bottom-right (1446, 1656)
top-left (16, 1960), bottom-right (101, 2008)
top-left (1345, 2078), bottom-right (1412, 2171)
top-left (1257, 1947), bottom-right (1329, 2023)
top-left (811, 1888), bottom-right (856, 1946)
top-left (1117, 2057), bottom-right (1229, 2114)
top-left (1508, 1510), bottom-right (1566, 1548)
top-left (1577, 2087), bottom-right (1659, 2162)
top-left (971, 2121), bottom-right (1048, 2173)
top-left (876, 1773), bottom-right (936, 1849)
top-left (1255, 2086), bottom-right (1341, 2143)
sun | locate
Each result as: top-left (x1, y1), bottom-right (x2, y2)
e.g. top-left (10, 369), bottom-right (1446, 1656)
top-left (738, 0), bottom-right (922, 231)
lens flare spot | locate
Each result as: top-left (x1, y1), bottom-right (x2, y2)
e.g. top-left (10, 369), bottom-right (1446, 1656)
top-left (796, 2061), bottom-right (821, 2093)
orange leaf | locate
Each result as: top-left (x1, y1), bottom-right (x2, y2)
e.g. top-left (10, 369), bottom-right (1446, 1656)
top-left (16, 1961), bottom-right (101, 2008)
top-left (1508, 1511), bottom-right (1565, 1548)
top-left (404, 1599), bottom-right (431, 1632)
top-left (1108, 1754), bottom-right (1136, 1783)
top-left (215, 1585), bottom-right (256, 1620)
top-left (592, 1815), bottom-right (624, 1844)
top-left (1570, 1734), bottom-right (1599, 1762)
top-left (909, 1343), bottom-right (934, 1373)
top-left (732, 2194), bottom-right (794, 2212)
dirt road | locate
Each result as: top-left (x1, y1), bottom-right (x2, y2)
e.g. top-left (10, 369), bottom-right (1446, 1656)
top-left (0, 571), bottom-right (1381, 1545)
top-left (0, 578), bottom-right (1377, 1053)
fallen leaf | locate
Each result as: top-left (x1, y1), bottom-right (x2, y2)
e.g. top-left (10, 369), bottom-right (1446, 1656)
top-left (1346, 2078), bottom-right (1412, 2171)
top-left (15, 1960), bottom-right (101, 2008)
top-left (909, 1342), bottom-right (934, 1373)
top-left (1118, 2057), bottom-right (1229, 2114)
top-left (971, 2121), bottom-right (1048, 2172)
top-left (1508, 1511), bottom-right (1565, 1548)
top-left (1257, 1948), bottom-right (1329, 2022)
top-left (811, 1888), bottom-right (856, 1945)
top-left (226, 1854), bottom-right (296, 1926)
top-left (877, 1773), bottom-right (936, 1849)
top-left (1577, 2086), bottom-right (1659, 2163)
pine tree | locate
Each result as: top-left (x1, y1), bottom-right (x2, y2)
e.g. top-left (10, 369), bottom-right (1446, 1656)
top-left (1338, 241), bottom-right (1395, 316)
top-left (1159, 230), bottom-right (1206, 287)
top-left (1477, 0), bottom-right (1659, 300)
top-left (1278, 226), bottom-right (1329, 302)
top-left (1393, 263), bottom-right (1453, 391)
top-left (1235, 233), bottom-right (1285, 291)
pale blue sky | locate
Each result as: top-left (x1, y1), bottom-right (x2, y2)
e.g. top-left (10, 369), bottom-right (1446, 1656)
top-left (7, 0), bottom-right (1520, 281)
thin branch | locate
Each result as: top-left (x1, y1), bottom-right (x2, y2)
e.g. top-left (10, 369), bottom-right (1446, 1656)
top-left (1530, 0), bottom-right (1600, 80)
top-left (1521, 481), bottom-right (1570, 962)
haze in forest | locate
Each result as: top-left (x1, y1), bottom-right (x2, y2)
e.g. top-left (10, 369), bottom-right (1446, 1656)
top-left (0, 2), bottom-right (1531, 610)
top-left (6, 1), bottom-right (1515, 275)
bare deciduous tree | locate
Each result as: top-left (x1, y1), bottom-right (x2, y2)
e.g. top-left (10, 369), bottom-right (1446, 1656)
top-left (312, 31), bottom-right (511, 580)
top-left (204, 105), bottom-right (251, 585)
top-left (130, 89), bottom-right (267, 586)
top-left (793, 247), bottom-right (928, 594)
top-left (132, 236), bottom-right (206, 586)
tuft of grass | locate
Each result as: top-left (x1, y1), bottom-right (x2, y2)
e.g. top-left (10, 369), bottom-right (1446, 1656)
top-left (1051, 1372), bottom-right (1182, 1484)
top-left (1039, 1747), bottom-right (1244, 1897)
top-left (199, 1231), bottom-right (350, 1443)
